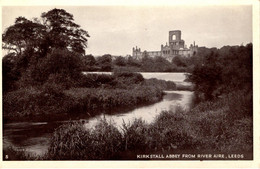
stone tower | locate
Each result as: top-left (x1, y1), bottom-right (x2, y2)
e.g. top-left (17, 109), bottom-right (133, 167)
top-left (168, 30), bottom-right (185, 55)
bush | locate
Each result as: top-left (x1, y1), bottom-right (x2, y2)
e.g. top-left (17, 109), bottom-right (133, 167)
top-left (64, 85), bottom-right (163, 114)
top-left (19, 48), bottom-right (83, 88)
top-left (188, 44), bottom-right (252, 100)
top-left (2, 53), bottom-right (20, 93)
top-left (90, 119), bottom-right (123, 159)
top-left (47, 122), bottom-right (93, 160)
top-left (47, 120), bottom-right (122, 160)
top-left (121, 119), bottom-right (148, 151)
top-left (144, 78), bottom-right (176, 90)
top-left (148, 109), bottom-right (195, 151)
top-left (3, 84), bottom-right (74, 119)
top-left (79, 73), bottom-right (116, 88)
top-left (113, 71), bottom-right (144, 86)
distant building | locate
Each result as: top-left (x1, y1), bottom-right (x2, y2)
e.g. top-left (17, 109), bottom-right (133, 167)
top-left (132, 30), bottom-right (198, 61)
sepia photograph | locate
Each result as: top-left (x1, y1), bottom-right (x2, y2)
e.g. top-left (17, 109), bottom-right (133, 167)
top-left (1, 0), bottom-right (259, 167)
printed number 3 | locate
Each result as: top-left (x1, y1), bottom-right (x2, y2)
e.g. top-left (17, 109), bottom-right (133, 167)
top-left (5, 155), bottom-right (8, 159)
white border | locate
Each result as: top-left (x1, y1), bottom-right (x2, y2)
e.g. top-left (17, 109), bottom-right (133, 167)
top-left (0, 0), bottom-right (259, 168)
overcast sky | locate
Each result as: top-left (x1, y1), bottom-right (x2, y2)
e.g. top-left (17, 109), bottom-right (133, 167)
top-left (2, 5), bottom-right (252, 56)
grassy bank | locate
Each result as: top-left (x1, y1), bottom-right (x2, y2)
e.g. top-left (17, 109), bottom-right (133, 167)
top-left (3, 72), bottom-right (176, 121)
top-left (6, 89), bottom-right (251, 160)
top-left (46, 89), bottom-right (252, 160)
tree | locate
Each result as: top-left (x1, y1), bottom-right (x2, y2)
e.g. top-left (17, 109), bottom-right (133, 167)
top-left (188, 44), bottom-right (252, 101)
top-left (41, 8), bottom-right (90, 55)
top-left (83, 54), bottom-right (96, 66)
top-left (2, 17), bottom-right (46, 55)
top-left (96, 54), bottom-right (112, 71)
top-left (127, 56), bottom-right (141, 67)
top-left (2, 8), bottom-right (90, 90)
top-left (2, 53), bottom-right (20, 93)
top-left (3, 8), bottom-right (90, 57)
top-left (172, 55), bottom-right (187, 67)
top-left (114, 56), bottom-right (126, 66)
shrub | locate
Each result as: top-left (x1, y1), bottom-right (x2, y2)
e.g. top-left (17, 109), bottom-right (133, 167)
top-left (89, 119), bottom-right (123, 159)
top-left (47, 122), bottom-right (93, 160)
top-left (64, 86), bottom-right (163, 115)
top-left (2, 53), bottom-right (20, 93)
top-left (79, 73), bottom-right (116, 88)
top-left (3, 84), bottom-right (74, 119)
top-left (148, 109), bottom-right (195, 151)
top-left (144, 78), bottom-right (176, 90)
top-left (18, 48), bottom-right (83, 88)
top-left (121, 119), bottom-right (148, 151)
top-left (113, 71), bottom-right (144, 85)
top-left (47, 120), bottom-right (123, 160)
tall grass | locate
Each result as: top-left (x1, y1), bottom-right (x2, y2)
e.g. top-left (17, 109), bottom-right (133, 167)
top-left (41, 89), bottom-right (252, 160)
top-left (3, 73), bottom-right (165, 119)
top-left (144, 78), bottom-right (176, 90)
top-left (64, 85), bottom-right (163, 113)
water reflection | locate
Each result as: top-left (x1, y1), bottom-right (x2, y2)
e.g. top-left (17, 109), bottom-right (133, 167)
top-left (84, 91), bottom-right (192, 130)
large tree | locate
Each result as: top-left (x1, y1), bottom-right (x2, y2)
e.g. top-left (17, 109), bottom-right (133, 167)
top-left (41, 8), bottom-right (90, 55)
top-left (2, 8), bottom-right (90, 90)
top-left (2, 8), bottom-right (90, 57)
top-left (2, 17), bottom-right (46, 55)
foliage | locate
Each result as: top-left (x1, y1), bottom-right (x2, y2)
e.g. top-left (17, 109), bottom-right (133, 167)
top-left (3, 73), bottom-right (165, 119)
top-left (108, 55), bottom-right (194, 72)
top-left (172, 55), bottom-right (187, 67)
top-left (79, 73), bottom-right (116, 88)
top-left (81, 54), bottom-right (98, 71)
top-left (127, 56), bottom-right (141, 67)
top-left (2, 53), bottom-right (20, 93)
top-left (43, 89), bottom-right (252, 160)
top-left (22, 48), bottom-right (83, 87)
top-left (64, 85), bottom-right (163, 113)
top-left (113, 71), bottom-right (145, 87)
top-left (96, 54), bottom-right (112, 71)
top-left (3, 84), bottom-right (73, 118)
top-left (144, 78), bottom-right (176, 90)
top-left (47, 120), bottom-right (123, 160)
top-left (2, 17), bottom-right (46, 55)
top-left (2, 8), bottom-right (90, 93)
top-left (41, 8), bottom-right (90, 55)
top-left (188, 44), bottom-right (252, 100)
top-left (114, 56), bottom-right (127, 66)
top-left (121, 119), bottom-right (148, 152)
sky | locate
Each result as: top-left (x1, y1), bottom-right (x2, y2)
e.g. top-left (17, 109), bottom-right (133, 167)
top-left (2, 5), bottom-right (252, 56)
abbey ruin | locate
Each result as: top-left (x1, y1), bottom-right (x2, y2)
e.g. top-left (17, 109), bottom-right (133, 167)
top-left (132, 30), bottom-right (198, 61)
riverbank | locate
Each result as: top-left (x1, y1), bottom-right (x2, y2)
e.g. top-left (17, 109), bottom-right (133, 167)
top-left (45, 89), bottom-right (252, 160)
top-left (4, 89), bottom-right (252, 160)
top-left (4, 72), bottom-right (179, 122)
top-left (3, 90), bottom-right (193, 157)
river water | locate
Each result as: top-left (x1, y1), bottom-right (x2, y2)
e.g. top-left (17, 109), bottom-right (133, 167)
top-left (3, 72), bottom-right (193, 156)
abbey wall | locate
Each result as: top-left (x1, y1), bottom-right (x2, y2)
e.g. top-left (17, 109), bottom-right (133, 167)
top-left (132, 30), bottom-right (198, 61)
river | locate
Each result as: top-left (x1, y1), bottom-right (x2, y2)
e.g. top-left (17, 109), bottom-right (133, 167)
top-left (3, 72), bottom-right (194, 156)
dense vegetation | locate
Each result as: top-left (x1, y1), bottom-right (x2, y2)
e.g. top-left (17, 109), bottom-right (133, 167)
top-left (45, 90), bottom-right (252, 160)
top-left (2, 8), bottom-right (252, 160)
top-left (4, 70), bottom-right (178, 120)
top-left (81, 54), bottom-right (196, 72)
top-left (6, 89), bottom-right (252, 160)
top-left (188, 44), bottom-right (252, 101)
